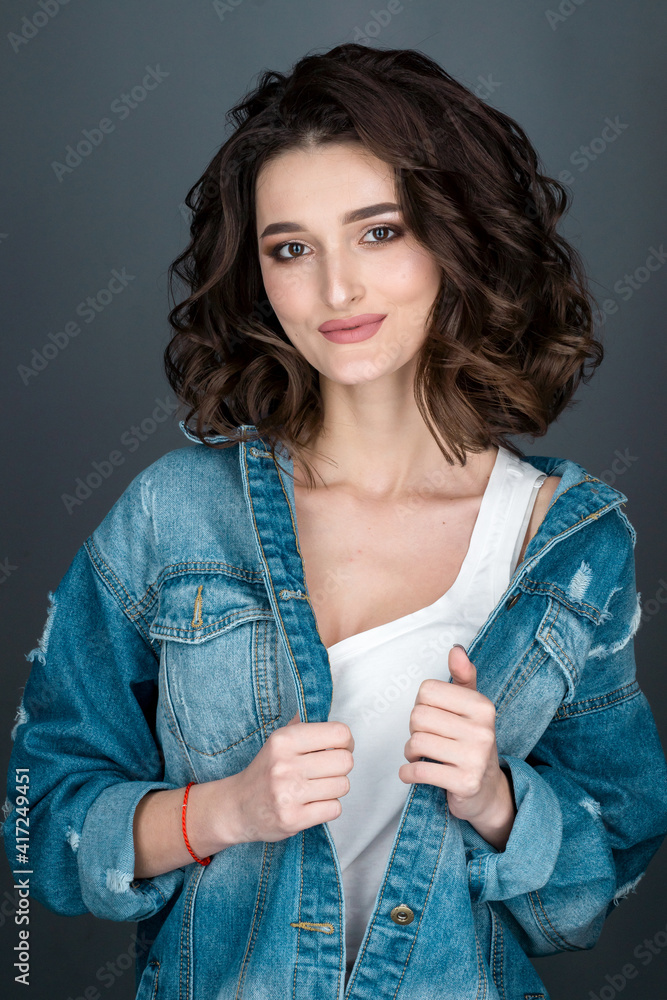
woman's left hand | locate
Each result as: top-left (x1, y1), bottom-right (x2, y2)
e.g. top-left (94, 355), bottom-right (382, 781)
top-left (398, 645), bottom-right (516, 851)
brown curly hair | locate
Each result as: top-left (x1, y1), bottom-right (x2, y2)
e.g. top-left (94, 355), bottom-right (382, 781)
top-left (165, 42), bottom-right (603, 487)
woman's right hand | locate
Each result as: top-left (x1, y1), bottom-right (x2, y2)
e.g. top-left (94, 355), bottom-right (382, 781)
top-left (222, 713), bottom-right (355, 845)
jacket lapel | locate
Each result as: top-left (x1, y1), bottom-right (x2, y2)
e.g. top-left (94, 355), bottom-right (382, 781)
top-left (465, 453), bottom-right (628, 756)
top-left (240, 435), bottom-right (334, 725)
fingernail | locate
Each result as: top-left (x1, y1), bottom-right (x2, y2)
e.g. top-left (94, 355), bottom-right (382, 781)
top-left (451, 644), bottom-right (466, 651)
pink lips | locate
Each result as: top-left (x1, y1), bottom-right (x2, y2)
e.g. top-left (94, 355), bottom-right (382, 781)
top-left (318, 313), bottom-right (387, 344)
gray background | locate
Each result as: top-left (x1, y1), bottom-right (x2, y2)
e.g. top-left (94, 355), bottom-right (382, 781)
top-left (1, 1), bottom-right (666, 997)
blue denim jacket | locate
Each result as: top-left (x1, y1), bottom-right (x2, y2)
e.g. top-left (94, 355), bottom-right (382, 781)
top-left (4, 422), bottom-right (667, 1000)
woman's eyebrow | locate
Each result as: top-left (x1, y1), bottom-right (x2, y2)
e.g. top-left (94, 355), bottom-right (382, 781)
top-left (258, 202), bottom-right (401, 239)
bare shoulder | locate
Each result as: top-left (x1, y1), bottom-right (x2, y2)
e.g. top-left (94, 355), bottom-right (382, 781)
top-left (517, 475), bottom-right (561, 564)
top-left (533, 475), bottom-right (561, 520)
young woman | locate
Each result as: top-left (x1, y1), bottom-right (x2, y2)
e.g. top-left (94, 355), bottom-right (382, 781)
top-left (5, 43), bottom-right (667, 1000)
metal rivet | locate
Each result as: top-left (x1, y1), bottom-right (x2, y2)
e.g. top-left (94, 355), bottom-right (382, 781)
top-left (390, 904), bottom-right (414, 925)
top-left (506, 592), bottom-right (521, 609)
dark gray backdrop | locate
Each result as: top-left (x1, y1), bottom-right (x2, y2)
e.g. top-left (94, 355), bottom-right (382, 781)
top-left (2, 1), bottom-right (666, 997)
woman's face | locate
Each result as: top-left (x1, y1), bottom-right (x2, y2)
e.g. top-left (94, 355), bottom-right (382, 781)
top-left (255, 142), bottom-right (442, 387)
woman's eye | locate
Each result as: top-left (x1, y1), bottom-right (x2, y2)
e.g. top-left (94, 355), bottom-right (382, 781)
top-left (272, 241), bottom-right (310, 261)
top-left (361, 225), bottom-right (399, 244)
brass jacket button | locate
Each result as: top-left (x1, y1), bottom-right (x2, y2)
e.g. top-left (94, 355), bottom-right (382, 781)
top-left (390, 904), bottom-right (414, 925)
top-left (506, 592), bottom-right (521, 609)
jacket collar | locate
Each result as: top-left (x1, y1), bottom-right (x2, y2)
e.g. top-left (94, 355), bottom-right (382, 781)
top-left (179, 419), bottom-right (246, 445)
top-left (517, 451), bottom-right (628, 552)
top-left (178, 420), bottom-right (628, 543)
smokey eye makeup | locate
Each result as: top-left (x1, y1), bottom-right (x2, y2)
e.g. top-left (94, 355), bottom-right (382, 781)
top-left (267, 222), bottom-right (406, 263)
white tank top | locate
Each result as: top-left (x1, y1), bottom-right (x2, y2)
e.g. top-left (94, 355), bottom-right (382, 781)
top-left (326, 445), bottom-right (547, 964)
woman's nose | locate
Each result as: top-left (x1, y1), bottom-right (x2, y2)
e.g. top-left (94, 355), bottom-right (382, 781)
top-left (318, 252), bottom-right (365, 308)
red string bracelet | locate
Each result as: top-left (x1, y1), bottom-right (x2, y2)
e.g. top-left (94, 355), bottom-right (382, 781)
top-left (181, 781), bottom-right (211, 866)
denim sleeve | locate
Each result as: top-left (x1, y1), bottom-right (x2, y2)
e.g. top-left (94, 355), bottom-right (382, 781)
top-left (462, 514), bottom-right (667, 955)
top-left (2, 543), bottom-right (185, 921)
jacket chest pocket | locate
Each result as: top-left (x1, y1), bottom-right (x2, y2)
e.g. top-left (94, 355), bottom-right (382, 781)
top-left (149, 571), bottom-right (285, 771)
top-left (485, 589), bottom-right (598, 759)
